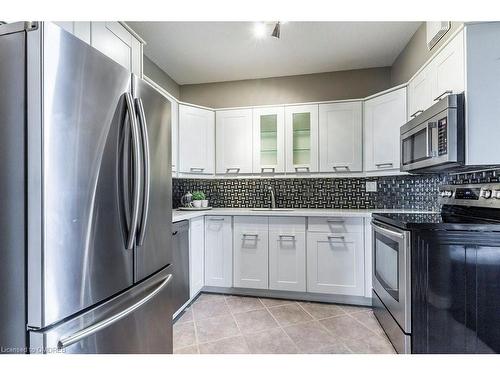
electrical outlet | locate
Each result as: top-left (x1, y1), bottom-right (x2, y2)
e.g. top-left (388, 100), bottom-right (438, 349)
top-left (366, 181), bottom-right (377, 192)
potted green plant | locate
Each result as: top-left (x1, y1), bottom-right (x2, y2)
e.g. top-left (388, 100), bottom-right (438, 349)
top-left (191, 191), bottom-right (206, 208)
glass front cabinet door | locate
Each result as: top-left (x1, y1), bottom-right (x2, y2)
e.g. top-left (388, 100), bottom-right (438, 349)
top-left (252, 106), bottom-right (285, 174)
top-left (285, 104), bottom-right (319, 173)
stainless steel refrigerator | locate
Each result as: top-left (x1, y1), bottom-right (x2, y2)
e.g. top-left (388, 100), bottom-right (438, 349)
top-left (0, 22), bottom-right (173, 354)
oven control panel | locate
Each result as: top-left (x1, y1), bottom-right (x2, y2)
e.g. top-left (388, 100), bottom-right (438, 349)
top-left (439, 183), bottom-right (500, 208)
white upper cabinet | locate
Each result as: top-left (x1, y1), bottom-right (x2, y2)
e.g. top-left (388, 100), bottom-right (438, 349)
top-left (408, 64), bottom-right (433, 121)
top-left (252, 106), bottom-right (285, 174)
top-left (204, 216), bottom-right (233, 288)
top-left (408, 30), bottom-right (464, 120)
top-left (319, 101), bottom-right (363, 172)
top-left (285, 104), bottom-right (319, 173)
top-left (53, 22), bottom-right (91, 44)
top-left (54, 22), bottom-right (143, 76)
top-left (178, 104), bottom-right (215, 175)
top-left (91, 22), bottom-right (143, 76)
top-left (364, 87), bottom-right (407, 172)
top-left (431, 29), bottom-right (465, 101)
top-left (216, 109), bottom-right (253, 174)
top-left (171, 100), bottom-right (179, 174)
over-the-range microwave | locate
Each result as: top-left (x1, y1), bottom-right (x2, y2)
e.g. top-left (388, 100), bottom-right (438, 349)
top-left (400, 93), bottom-right (465, 173)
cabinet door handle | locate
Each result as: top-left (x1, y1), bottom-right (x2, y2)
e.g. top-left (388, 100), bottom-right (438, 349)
top-left (434, 90), bottom-right (453, 102)
top-left (226, 167), bottom-right (241, 174)
top-left (279, 234), bottom-right (296, 240)
top-left (295, 166), bottom-right (310, 172)
top-left (333, 166), bottom-right (349, 171)
top-left (375, 162), bottom-right (393, 168)
top-left (190, 167), bottom-right (205, 172)
top-left (327, 235), bottom-right (345, 240)
top-left (261, 167), bottom-right (275, 173)
top-left (410, 110), bottom-right (424, 118)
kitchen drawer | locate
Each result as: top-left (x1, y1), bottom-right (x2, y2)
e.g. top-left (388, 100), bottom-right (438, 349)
top-left (307, 217), bottom-right (363, 233)
top-left (269, 217), bottom-right (306, 233)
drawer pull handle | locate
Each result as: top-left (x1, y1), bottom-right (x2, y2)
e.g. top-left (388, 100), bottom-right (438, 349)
top-left (326, 219), bottom-right (344, 223)
top-left (242, 233), bottom-right (258, 238)
top-left (226, 167), bottom-right (241, 174)
top-left (208, 218), bottom-right (225, 221)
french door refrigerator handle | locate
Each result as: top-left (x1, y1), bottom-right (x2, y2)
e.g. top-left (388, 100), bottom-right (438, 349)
top-left (135, 97), bottom-right (151, 247)
top-left (57, 273), bottom-right (173, 349)
top-left (125, 92), bottom-right (142, 250)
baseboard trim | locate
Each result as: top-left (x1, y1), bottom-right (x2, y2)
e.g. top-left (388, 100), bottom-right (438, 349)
top-left (201, 286), bottom-right (372, 306)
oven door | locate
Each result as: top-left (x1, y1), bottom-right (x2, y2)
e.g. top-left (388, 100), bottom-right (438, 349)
top-left (372, 220), bottom-right (411, 333)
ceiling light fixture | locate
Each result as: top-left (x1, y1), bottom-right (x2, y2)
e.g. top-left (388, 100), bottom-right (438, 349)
top-left (271, 22), bottom-right (281, 39)
top-left (253, 22), bottom-right (266, 39)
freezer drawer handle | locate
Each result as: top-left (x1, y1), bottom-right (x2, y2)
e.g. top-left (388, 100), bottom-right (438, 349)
top-left (135, 97), bottom-right (151, 247)
top-left (57, 273), bottom-right (173, 350)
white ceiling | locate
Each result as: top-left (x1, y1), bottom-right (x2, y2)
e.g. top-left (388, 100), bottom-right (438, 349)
top-left (128, 22), bottom-right (421, 85)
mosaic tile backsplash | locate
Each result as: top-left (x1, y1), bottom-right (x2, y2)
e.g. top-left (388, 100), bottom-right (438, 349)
top-left (172, 169), bottom-right (500, 210)
top-left (172, 175), bottom-right (448, 211)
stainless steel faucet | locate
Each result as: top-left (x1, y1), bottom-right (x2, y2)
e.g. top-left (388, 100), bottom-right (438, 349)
top-left (267, 186), bottom-right (276, 209)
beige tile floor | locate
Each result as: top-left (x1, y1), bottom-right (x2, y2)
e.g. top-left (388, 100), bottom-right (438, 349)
top-left (173, 293), bottom-right (396, 354)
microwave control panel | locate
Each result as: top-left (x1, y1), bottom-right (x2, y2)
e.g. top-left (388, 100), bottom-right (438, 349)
top-left (438, 117), bottom-right (448, 156)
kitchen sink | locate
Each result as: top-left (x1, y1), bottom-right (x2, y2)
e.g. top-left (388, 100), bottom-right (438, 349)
top-left (251, 208), bottom-right (295, 211)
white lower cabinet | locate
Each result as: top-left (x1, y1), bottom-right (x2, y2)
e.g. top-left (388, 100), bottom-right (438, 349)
top-left (269, 217), bottom-right (306, 292)
top-left (204, 216), bottom-right (233, 287)
top-left (307, 232), bottom-right (365, 296)
top-left (189, 216), bottom-right (205, 298)
top-left (233, 216), bottom-right (269, 289)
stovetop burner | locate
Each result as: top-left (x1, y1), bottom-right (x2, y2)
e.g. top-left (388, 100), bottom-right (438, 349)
top-left (373, 183), bottom-right (500, 230)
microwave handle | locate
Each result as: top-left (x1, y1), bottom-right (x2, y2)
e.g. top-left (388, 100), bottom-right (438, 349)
top-left (427, 121), bottom-right (437, 158)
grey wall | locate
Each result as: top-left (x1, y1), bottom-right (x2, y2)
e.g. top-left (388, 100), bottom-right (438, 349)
top-left (390, 22), bottom-right (463, 86)
top-left (144, 22), bottom-right (465, 107)
top-left (179, 67), bottom-right (392, 108)
top-left (143, 55), bottom-right (181, 99)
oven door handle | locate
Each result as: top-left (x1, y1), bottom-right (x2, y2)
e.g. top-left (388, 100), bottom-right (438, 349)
top-left (372, 221), bottom-right (404, 239)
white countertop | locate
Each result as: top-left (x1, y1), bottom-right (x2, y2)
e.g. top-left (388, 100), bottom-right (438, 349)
top-left (172, 207), bottom-right (435, 223)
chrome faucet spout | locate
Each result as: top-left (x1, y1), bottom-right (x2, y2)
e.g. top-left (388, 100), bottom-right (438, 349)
top-left (267, 186), bottom-right (276, 209)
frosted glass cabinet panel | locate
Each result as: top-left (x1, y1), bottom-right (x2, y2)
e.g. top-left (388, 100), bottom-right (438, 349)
top-left (252, 106), bottom-right (285, 173)
top-left (285, 105), bottom-right (319, 173)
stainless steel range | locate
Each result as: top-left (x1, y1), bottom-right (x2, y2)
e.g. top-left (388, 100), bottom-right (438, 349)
top-left (372, 182), bottom-right (500, 354)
